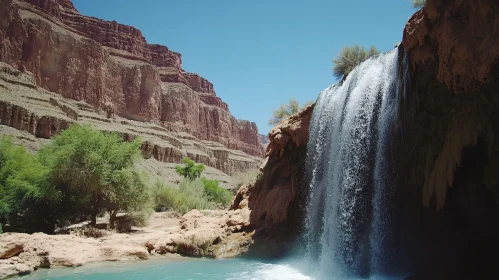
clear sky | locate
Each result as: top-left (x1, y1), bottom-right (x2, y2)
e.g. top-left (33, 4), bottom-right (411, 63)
top-left (72, 0), bottom-right (417, 134)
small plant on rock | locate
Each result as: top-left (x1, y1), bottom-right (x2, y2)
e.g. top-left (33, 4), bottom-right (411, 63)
top-left (332, 45), bottom-right (379, 80)
top-left (411, 0), bottom-right (426, 8)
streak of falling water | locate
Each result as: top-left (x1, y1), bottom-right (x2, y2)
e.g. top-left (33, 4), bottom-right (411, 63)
top-left (304, 46), bottom-right (408, 279)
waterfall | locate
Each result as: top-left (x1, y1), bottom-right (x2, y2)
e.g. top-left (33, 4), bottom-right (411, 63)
top-left (304, 47), bottom-right (408, 279)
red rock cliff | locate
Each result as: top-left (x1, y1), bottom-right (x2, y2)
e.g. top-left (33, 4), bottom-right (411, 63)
top-left (231, 105), bottom-right (314, 256)
top-left (0, 0), bottom-right (262, 157)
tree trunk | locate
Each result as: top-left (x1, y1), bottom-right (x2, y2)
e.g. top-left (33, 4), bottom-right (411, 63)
top-left (90, 212), bottom-right (97, 226)
top-left (109, 211), bottom-right (117, 229)
top-left (90, 193), bottom-right (101, 226)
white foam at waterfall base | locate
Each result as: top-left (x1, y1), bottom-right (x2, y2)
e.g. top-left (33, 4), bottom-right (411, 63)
top-left (228, 263), bottom-right (313, 280)
top-left (304, 47), bottom-right (405, 279)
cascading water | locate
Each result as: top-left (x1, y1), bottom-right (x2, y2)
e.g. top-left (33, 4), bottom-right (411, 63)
top-left (304, 46), bottom-right (409, 279)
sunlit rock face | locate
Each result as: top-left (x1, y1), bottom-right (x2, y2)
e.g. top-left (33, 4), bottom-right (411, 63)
top-left (231, 104), bottom-right (314, 258)
top-left (0, 0), bottom-right (263, 158)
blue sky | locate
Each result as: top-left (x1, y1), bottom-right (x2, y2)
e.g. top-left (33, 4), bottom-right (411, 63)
top-left (72, 0), bottom-right (417, 134)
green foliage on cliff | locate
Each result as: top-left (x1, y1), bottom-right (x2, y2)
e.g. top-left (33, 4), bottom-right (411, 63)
top-left (175, 157), bottom-right (206, 180)
top-left (411, 0), bottom-right (426, 8)
top-left (332, 45), bottom-right (379, 80)
top-left (39, 124), bottom-right (148, 226)
top-left (269, 98), bottom-right (314, 126)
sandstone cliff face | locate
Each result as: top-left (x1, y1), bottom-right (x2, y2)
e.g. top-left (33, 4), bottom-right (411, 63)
top-left (397, 1), bottom-right (499, 278)
top-left (232, 105), bottom-right (314, 256)
top-left (0, 61), bottom-right (261, 176)
top-left (0, 0), bottom-right (262, 158)
top-left (403, 0), bottom-right (499, 93)
top-left (399, 0), bottom-right (499, 210)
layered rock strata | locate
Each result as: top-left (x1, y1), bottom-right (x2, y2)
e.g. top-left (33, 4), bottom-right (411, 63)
top-left (0, 62), bottom-right (260, 175)
top-left (0, 0), bottom-right (262, 159)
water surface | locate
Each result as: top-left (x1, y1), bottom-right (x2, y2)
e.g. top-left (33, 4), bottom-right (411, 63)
top-left (18, 258), bottom-right (313, 280)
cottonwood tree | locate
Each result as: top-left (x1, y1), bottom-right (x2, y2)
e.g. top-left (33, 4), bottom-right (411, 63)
top-left (39, 124), bottom-right (148, 226)
top-left (175, 157), bottom-right (206, 181)
top-left (0, 137), bottom-right (59, 233)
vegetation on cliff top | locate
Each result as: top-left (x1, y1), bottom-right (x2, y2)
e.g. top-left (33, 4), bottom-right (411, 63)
top-left (332, 45), bottom-right (380, 80)
top-left (269, 98), bottom-right (314, 126)
top-left (411, 0), bottom-right (426, 8)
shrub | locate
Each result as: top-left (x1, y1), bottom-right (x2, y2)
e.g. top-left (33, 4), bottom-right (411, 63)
top-left (38, 124), bottom-right (148, 226)
top-left (201, 178), bottom-right (233, 207)
top-left (411, 0), bottom-right (425, 8)
top-left (269, 99), bottom-right (314, 126)
top-left (0, 137), bottom-right (59, 233)
top-left (332, 45), bottom-right (379, 80)
top-left (0, 223), bottom-right (3, 234)
top-left (175, 158), bottom-right (206, 180)
top-left (153, 179), bottom-right (214, 214)
top-left (114, 212), bottom-right (151, 233)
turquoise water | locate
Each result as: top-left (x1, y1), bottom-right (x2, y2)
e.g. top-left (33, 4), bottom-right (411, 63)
top-left (18, 258), bottom-right (313, 280)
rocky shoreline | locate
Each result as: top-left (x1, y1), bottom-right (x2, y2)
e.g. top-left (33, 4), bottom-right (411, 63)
top-left (0, 210), bottom-right (254, 279)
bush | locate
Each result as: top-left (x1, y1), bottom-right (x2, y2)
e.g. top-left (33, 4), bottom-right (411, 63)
top-left (269, 98), bottom-right (314, 126)
top-left (332, 45), bottom-right (379, 80)
top-left (153, 179), bottom-right (214, 214)
top-left (175, 158), bottom-right (206, 180)
top-left (38, 124), bottom-right (149, 226)
top-left (114, 212), bottom-right (151, 233)
top-left (0, 137), bottom-right (59, 233)
top-left (411, 0), bottom-right (425, 8)
top-left (0, 223), bottom-right (3, 234)
top-left (201, 178), bottom-right (233, 207)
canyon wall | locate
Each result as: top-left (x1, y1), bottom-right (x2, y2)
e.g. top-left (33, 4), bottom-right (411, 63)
top-left (396, 0), bottom-right (499, 278)
top-left (0, 0), bottom-right (262, 159)
top-left (232, 104), bottom-right (313, 257)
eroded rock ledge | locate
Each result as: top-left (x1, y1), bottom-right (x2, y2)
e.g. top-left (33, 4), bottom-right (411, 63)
top-left (0, 210), bottom-right (254, 279)
top-left (0, 62), bottom-right (261, 175)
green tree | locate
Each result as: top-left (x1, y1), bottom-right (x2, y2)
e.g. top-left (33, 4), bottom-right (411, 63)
top-left (411, 0), bottom-right (426, 8)
top-left (268, 98), bottom-right (314, 126)
top-left (332, 45), bottom-right (380, 80)
top-left (0, 137), bottom-right (59, 233)
top-left (175, 157), bottom-right (205, 181)
top-left (201, 178), bottom-right (233, 206)
top-left (38, 124), bottom-right (147, 226)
